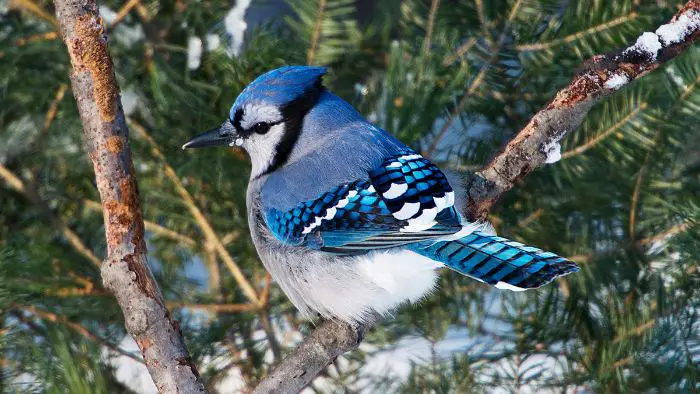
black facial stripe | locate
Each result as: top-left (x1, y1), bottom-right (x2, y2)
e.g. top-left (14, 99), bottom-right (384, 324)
top-left (232, 108), bottom-right (244, 134)
top-left (260, 81), bottom-right (325, 177)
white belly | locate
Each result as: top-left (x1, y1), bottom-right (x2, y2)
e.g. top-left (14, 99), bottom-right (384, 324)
top-left (272, 249), bottom-right (443, 324)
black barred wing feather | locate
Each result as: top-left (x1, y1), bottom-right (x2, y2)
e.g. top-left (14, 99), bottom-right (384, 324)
top-left (264, 150), bottom-right (463, 254)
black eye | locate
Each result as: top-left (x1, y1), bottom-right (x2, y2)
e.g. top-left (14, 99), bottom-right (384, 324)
top-left (252, 122), bottom-right (272, 135)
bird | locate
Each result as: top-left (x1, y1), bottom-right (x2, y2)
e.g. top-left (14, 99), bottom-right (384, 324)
top-left (183, 65), bottom-right (579, 325)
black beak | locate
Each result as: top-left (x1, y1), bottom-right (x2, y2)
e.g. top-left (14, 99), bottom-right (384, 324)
top-left (182, 120), bottom-right (237, 149)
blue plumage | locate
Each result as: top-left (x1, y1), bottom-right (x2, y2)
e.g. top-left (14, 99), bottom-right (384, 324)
top-left (265, 149), bottom-right (462, 254)
top-left (184, 65), bottom-right (581, 323)
top-left (411, 233), bottom-right (579, 289)
top-left (230, 66), bottom-right (328, 120)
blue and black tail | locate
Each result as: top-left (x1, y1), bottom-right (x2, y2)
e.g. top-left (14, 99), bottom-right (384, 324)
top-left (411, 232), bottom-right (579, 290)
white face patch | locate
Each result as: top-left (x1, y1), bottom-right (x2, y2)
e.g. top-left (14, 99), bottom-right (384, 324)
top-left (243, 122), bottom-right (286, 178)
top-left (240, 103), bottom-right (283, 130)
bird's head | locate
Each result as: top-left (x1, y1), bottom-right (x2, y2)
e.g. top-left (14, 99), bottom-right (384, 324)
top-left (183, 65), bottom-right (327, 177)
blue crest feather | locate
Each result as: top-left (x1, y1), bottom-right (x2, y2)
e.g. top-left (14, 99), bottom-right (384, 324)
top-left (230, 66), bottom-right (327, 119)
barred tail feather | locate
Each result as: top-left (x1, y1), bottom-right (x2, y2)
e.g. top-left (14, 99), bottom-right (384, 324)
top-left (412, 232), bottom-right (579, 290)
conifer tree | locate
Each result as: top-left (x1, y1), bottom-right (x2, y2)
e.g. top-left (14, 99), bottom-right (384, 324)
top-left (0, 0), bottom-right (698, 392)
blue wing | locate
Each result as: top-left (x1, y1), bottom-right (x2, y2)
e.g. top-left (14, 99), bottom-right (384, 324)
top-left (264, 150), bottom-right (463, 254)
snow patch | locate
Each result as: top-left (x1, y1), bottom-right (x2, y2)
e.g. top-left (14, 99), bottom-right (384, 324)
top-left (542, 140), bottom-right (562, 164)
top-left (604, 73), bottom-right (629, 90)
top-left (187, 36), bottom-right (203, 70)
top-left (224, 0), bottom-right (252, 56)
top-left (206, 34), bottom-right (221, 51)
top-left (121, 88), bottom-right (140, 116)
top-left (655, 10), bottom-right (700, 46)
top-left (624, 32), bottom-right (662, 60)
top-left (99, 6), bottom-right (117, 24)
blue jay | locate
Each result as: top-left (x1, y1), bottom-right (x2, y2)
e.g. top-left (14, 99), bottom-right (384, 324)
top-left (183, 66), bottom-right (578, 324)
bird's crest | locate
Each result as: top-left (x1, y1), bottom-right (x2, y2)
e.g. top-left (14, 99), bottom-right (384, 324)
top-left (230, 66), bottom-right (327, 120)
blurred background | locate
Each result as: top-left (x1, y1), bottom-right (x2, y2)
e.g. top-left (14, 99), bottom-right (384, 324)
top-left (1, 0), bottom-right (699, 392)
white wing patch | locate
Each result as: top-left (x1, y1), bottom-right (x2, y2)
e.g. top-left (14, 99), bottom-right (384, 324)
top-left (401, 207), bottom-right (439, 232)
top-left (495, 281), bottom-right (528, 292)
top-left (383, 183), bottom-right (408, 199)
top-left (393, 202), bottom-right (421, 220)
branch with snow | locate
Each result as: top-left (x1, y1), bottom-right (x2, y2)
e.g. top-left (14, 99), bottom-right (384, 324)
top-left (464, 1), bottom-right (700, 221)
top-left (255, 2), bottom-right (700, 392)
top-left (465, 2), bottom-right (700, 220)
top-left (52, 1), bottom-right (208, 393)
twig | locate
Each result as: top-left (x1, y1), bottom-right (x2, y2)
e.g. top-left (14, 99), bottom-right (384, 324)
top-left (15, 31), bottom-right (59, 46)
top-left (629, 150), bottom-right (652, 242)
top-left (20, 305), bottom-right (144, 364)
top-left (561, 102), bottom-right (647, 159)
top-left (108, 0), bottom-right (141, 29)
top-left (422, 0), bottom-right (441, 60)
top-left (426, 0), bottom-right (523, 157)
top-left (464, 1), bottom-right (700, 221)
top-left (638, 222), bottom-right (690, 246)
top-left (307, 0), bottom-right (328, 65)
top-left (0, 164), bottom-right (102, 268)
top-left (10, 0), bottom-right (58, 27)
top-left (516, 208), bottom-right (544, 228)
top-left (517, 12), bottom-right (639, 52)
top-left (83, 199), bottom-right (198, 247)
top-left (52, 1), bottom-right (208, 392)
top-left (473, 0), bottom-right (492, 44)
top-left (612, 319), bottom-right (656, 344)
top-left (221, 231), bottom-right (240, 246)
top-left (129, 120), bottom-right (260, 305)
top-left (167, 303), bottom-right (259, 313)
top-left (443, 37), bottom-right (477, 66)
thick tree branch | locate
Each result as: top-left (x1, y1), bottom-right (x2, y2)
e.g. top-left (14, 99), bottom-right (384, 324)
top-left (465, 1), bottom-right (700, 221)
top-left (52, 1), bottom-right (208, 392)
top-left (255, 3), bottom-right (700, 393)
top-left (253, 320), bottom-right (361, 394)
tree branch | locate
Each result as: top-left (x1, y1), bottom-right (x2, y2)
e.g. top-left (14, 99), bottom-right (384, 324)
top-left (255, 2), bottom-right (700, 392)
top-left (464, 1), bottom-right (700, 221)
top-left (52, 1), bottom-right (208, 392)
top-left (253, 320), bottom-right (361, 394)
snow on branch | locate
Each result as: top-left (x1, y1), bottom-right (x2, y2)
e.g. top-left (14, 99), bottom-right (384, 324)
top-left (52, 1), bottom-right (208, 393)
top-left (464, 1), bottom-right (700, 221)
top-left (257, 2), bottom-right (700, 393)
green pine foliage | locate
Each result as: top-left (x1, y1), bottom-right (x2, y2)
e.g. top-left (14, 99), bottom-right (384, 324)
top-left (1, 0), bottom-right (698, 392)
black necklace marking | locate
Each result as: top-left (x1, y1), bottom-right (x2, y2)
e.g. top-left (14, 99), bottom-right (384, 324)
top-left (260, 81), bottom-right (325, 177)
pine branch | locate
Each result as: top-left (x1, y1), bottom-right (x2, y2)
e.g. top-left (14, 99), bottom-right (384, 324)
top-left (254, 3), bottom-right (700, 392)
top-left (561, 101), bottom-right (647, 159)
top-left (0, 164), bottom-right (102, 267)
top-left (516, 12), bottom-right (640, 52)
top-left (166, 303), bottom-right (259, 313)
top-left (307, 0), bottom-right (328, 65)
top-left (129, 119), bottom-right (260, 305)
top-left (52, 1), bottom-right (208, 392)
top-left (19, 305), bottom-right (144, 364)
top-left (83, 199), bottom-right (198, 247)
top-left (464, 1), bottom-right (700, 220)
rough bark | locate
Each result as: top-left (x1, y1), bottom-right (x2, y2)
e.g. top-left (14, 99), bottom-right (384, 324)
top-left (253, 320), bottom-right (361, 394)
top-left (53, 1), bottom-right (208, 393)
top-left (255, 2), bottom-right (700, 393)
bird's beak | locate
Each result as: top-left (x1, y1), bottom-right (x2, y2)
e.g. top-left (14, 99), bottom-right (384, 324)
top-left (182, 120), bottom-right (238, 150)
